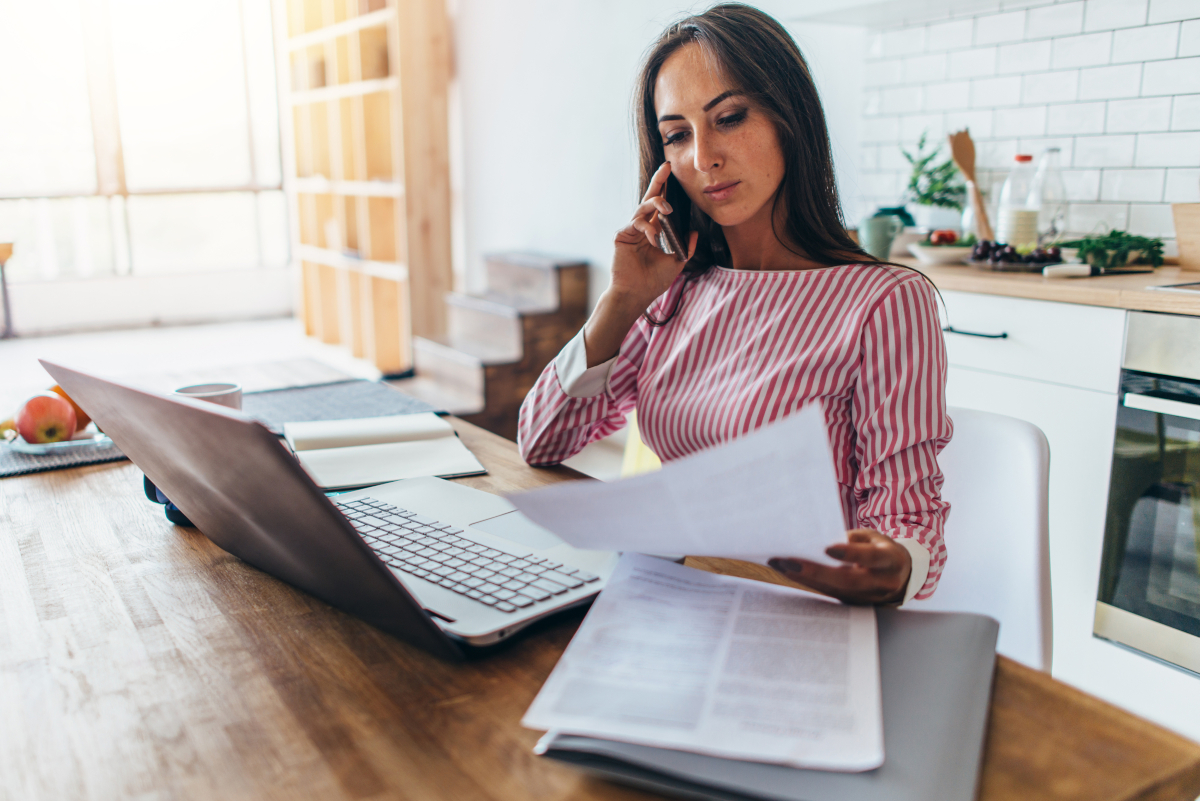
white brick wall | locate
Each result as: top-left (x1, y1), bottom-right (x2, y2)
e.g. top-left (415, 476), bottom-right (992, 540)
top-left (859, 0), bottom-right (1200, 243)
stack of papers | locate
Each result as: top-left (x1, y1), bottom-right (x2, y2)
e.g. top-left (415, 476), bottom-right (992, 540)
top-left (283, 413), bottom-right (485, 490)
top-left (523, 553), bottom-right (884, 772)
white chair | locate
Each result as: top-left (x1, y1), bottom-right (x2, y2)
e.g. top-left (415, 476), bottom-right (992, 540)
top-left (908, 407), bottom-right (1052, 671)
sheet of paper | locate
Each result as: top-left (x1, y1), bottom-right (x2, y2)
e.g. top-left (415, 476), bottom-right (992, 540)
top-left (508, 404), bottom-right (846, 564)
top-left (523, 553), bottom-right (883, 771)
top-left (284, 412), bottom-right (452, 451)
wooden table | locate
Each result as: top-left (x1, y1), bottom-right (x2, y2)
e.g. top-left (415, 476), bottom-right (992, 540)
top-left (3, 418), bottom-right (1200, 801)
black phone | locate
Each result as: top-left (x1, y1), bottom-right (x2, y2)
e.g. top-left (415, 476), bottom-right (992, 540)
top-left (657, 172), bottom-right (691, 262)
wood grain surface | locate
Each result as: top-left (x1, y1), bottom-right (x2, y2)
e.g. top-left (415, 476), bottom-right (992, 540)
top-left (2, 416), bottom-right (1199, 800)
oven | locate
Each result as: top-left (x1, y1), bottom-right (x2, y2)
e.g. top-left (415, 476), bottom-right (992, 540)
top-left (1095, 311), bottom-right (1200, 672)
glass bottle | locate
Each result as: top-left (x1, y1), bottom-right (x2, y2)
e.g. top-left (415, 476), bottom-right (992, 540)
top-left (1029, 147), bottom-right (1066, 245)
top-left (996, 154), bottom-right (1038, 250)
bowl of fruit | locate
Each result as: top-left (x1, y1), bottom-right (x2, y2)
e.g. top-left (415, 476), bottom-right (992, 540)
top-left (907, 230), bottom-right (974, 265)
top-left (1, 386), bottom-right (113, 455)
top-left (968, 240), bottom-right (1063, 272)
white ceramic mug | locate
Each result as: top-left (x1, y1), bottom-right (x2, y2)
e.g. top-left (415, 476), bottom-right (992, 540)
top-left (173, 383), bottom-right (242, 410)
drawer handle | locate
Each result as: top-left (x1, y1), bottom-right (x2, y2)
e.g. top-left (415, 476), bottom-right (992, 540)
top-left (943, 325), bottom-right (1008, 339)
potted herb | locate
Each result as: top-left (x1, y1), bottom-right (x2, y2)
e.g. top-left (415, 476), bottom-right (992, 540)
top-left (1058, 231), bottom-right (1165, 269)
top-left (903, 131), bottom-right (966, 230)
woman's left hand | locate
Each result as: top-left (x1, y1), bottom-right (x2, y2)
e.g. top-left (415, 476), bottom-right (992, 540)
top-left (768, 530), bottom-right (912, 605)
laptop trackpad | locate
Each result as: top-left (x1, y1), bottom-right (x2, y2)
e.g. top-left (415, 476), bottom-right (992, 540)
top-left (471, 511), bottom-right (563, 550)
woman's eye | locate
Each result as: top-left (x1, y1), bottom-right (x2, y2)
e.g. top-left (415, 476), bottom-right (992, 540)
top-left (717, 109), bottom-right (747, 128)
top-left (662, 131), bottom-right (688, 146)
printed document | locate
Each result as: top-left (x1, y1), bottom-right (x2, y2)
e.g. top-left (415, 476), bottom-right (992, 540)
top-left (508, 404), bottom-right (845, 564)
top-left (523, 553), bottom-right (883, 771)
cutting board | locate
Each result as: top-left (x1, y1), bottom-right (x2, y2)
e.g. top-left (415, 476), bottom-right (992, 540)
top-left (1174, 203), bottom-right (1200, 272)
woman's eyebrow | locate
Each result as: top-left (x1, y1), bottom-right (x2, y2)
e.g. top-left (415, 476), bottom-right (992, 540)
top-left (657, 90), bottom-right (741, 123)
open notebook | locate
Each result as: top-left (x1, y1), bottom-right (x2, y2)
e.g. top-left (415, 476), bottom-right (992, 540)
top-left (283, 413), bottom-right (486, 490)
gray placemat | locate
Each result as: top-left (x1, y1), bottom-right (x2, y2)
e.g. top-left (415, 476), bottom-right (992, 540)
top-left (1, 379), bottom-right (439, 479)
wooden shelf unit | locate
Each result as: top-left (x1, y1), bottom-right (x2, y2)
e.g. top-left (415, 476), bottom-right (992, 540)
top-left (275, 0), bottom-right (452, 375)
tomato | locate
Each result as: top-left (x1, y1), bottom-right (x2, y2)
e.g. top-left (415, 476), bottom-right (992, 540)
top-left (930, 229), bottom-right (958, 245)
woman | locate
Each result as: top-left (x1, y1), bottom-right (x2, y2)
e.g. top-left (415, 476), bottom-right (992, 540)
top-left (517, 4), bottom-right (951, 605)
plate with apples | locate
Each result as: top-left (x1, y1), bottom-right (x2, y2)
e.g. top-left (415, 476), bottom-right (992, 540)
top-left (1, 387), bottom-right (113, 455)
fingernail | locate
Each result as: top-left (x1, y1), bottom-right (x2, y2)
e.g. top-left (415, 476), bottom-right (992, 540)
top-left (662, 202), bottom-right (673, 214)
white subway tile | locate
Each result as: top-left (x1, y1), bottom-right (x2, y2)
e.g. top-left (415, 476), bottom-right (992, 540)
top-left (926, 19), bottom-right (974, 52)
top-left (997, 40), bottom-right (1053, 74)
top-left (1052, 32), bottom-right (1114, 68)
top-left (975, 10), bottom-right (1028, 45)
top-left (1173, 94), bottom-right (1200, 130)
top-left (977, 138), bottom-right (1021, 169)
top-left (1002, 0), bottom-right (1050, 8)
top-left (1181, 20), bottom-right (1200, 58)
top-left (1067, 202), bottom-right (1129, 233)
top-left (905, 53), bottom-right (949, 83)
top-left (1074, 134), bottom-right (1138, 166)
top-left (1161, 166), bottom-right (1200, 200)
top-left (1061, 169), bottom-right (1103, 200)
top-left (1112, 23), bottom-right (1180, 64)
top-left (882, 27), bottom-right (926, 57)
top-left (880, 146), bottom-right (911, 171)
top-left (923, 80), bottom-right (971, 111)
top-left (995, 104), bottom-right (1048, 137)
top-left (902, 113), bottom-right (947, 142)
top-left (1165, 168), bottom-right (1200, 201)
top-left (972, 75), bottom-right (1023, 107)
top-left (861, 145), bottom-right (881, 171)
top-left (1143, 58), bottom-right (1200, 96)
top-left (1084, 0), bottom-right (1149, 32)
top-left (1101, 168), bottom-right (1166, 201)
top-left (1047, 100), bottom-right (1108, 134)
top-left (1078, 63), bottom-right (1144, 99)
top-left (1148, 0), bottom-right (1199, 24)
top-left (949, 46), bottom-right (999, 78)
top-left (864, 90), bottom-right (882, 116)
top-left (1023, 70), bottom-right (1080, 103)
top-left (863, 116), bottom-right (901, 143)
top-left (1107, 97), bottom-right (1173, 131)
top-left (882, 86), bottom-right (923, 114)
top-left (946, 109), bottom-right (995, 139)
top-left (868, 32), bottom-right (884, 59)
top-left (1128, 203), bottom-right (1176, 236)
top-left (864, 57), bottom-right (904, 88)
top-left (861, 171), bottom-right (904, 198)
top-left (1135, 131), bottom-right (1200, 166)
top-left (1027, 2), bottom-right (1085, 38)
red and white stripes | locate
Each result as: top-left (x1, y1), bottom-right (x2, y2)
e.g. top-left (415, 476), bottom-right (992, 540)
top-left (517, 263), bottom-right (952, 599)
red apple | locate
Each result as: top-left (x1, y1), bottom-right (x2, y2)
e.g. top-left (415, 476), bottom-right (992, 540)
top-left (16, 394), bottom-right (77, 443)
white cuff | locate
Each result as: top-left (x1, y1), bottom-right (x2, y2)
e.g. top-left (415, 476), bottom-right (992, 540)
top-left (554, 329), bottom-right (617, 398)
top-left (897, 538), bottom-right (931, 605)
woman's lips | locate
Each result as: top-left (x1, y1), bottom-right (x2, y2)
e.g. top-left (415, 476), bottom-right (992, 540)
top-left (703, 181), bottom-right (740, 202)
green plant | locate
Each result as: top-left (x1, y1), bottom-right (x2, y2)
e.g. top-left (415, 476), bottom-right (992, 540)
top-left (902, 131), bottom-right (966, 210)
top-left (1059, 231), bottom-right (1165, 268)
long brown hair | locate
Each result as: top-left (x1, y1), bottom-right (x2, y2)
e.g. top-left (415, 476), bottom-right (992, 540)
top-left (634, 4), bottom-right (900, 324)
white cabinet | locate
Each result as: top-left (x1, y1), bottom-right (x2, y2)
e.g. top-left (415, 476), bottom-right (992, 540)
top-left (943, 291), bottom-right (1200, 742)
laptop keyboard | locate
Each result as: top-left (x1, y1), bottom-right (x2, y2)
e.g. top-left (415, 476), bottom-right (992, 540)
top-left (334, 497), bottom-right (600, 614)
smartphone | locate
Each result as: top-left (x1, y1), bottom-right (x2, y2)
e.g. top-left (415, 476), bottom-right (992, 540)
top-left (656, 173), bottom-right (691, 262)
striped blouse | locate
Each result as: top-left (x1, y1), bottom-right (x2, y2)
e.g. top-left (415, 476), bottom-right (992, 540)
top-left (517, 263), bottom-right (952, 601)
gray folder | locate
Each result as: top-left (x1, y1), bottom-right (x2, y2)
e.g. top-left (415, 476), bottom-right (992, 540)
top-left (538, 608), bottom-right (998, 801)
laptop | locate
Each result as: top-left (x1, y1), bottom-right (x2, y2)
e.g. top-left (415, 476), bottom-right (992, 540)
top-left (41, 361), bottom-right (617, 661)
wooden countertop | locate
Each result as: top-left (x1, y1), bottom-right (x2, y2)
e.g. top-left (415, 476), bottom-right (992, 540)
top-left (898, 258), bottom-right (1200, 316)
top-left (4, 416), bottom-right (1200, 799)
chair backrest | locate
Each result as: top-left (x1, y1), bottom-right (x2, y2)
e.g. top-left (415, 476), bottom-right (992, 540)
top-left (908, 407), bottom-right (1052, 671)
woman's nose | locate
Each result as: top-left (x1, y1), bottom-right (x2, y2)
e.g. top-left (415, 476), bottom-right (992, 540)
top-left (691, 131), bottom-right (722, 173)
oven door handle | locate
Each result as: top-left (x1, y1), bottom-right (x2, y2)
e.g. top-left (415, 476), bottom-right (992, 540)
top-left (942, 325), bottom-right (1008, 339)
top-left (1123, 392), bottom-right (1200, 422)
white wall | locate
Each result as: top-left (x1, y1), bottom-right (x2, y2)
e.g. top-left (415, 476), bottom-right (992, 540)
top-left (452, 1), bottom-right (867, 301)
top-left (858, 0), bottom-right (1200, 245)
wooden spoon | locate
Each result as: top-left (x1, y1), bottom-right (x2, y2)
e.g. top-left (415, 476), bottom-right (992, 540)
top-left (947, 129), bottom-right (994, 242)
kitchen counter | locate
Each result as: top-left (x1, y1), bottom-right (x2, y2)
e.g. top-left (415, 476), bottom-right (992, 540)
top-left (898, 259), bottom-right (1200, 317)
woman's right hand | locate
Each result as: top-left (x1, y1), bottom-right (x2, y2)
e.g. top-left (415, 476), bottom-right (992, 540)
top-left (582, 162), bottom-right (699, 367)
top-left (610, 161), bottom-right (699, 308)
